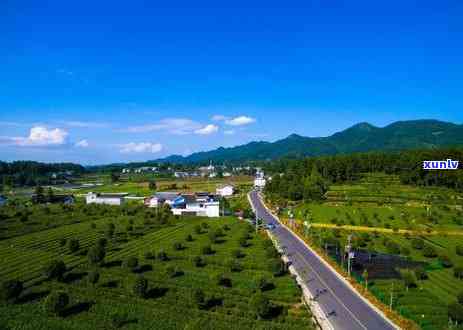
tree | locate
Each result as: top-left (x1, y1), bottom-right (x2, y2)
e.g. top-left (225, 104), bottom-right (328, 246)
top-left (249, 293), bottom-right (271, 319)
top-left (157, 250), bottom-right (168, 261)
top-left (201, 245), bottom-right (213, 255)
top-left (173, 241), bottom-right (183, 251)
top-left (448, 302), bottom-right (463, 323)
top-left (87, 271), bottom-right (100, 285)
top-left (1, 279), bottom-right (23, 303)
top-left (216, 274), bottom-right (232, 288)
top-left (110, 171), bottom-right (120, 183)
top-left (439, 254), bottom-right (453, 268)
top-left (193, 289), bottom-right (206, 309)
top-left (148, 181), bottom-right (157, 191)
top-left (414, 267), bottom-right (428, 280)
top-left (192, 256), bottom-right (205, 267)
top-left (456, 245), bottom-right (463, 256)
top-left (400, 269), bottom-right (417, 291)
top-left (269, 259), bottom-right (285, 276)
top-left (423, 245), bottom-right (437, 258)
top-left (257, 277), bottom-right (272, 291)
top-left (87, 245), bottom-right (106, 266)
top-left (124, 257), bottom-right (139, 272)
top-left (185, 234), bottom-right (193, 242)
top-left (68, 239), bottom-right (80, 254)
top-left (43, 291), bottom-right (69, 316)
top-left (362, 269), bottom-right (369, 289)
top-left (44, 260), bottom-right (66, 281)
top-left (302, 165), bottom-right (328, 201)
top-left (457, 290), bottom-right (463, 305)
top-left (454, 266), bottom-right (463, 279)
top-left (133, 276), bottom-right (148, 298)
top-left (411, 238), bottom-right (424, 250)
top-left (46, 187), bottom-right (54, 202)
top-left (228, 260), bottom-right (242, 272)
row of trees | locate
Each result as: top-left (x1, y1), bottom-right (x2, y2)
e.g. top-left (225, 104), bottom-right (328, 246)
top-left (264, 147), bottom-right (463, 202)
top-left (0, 161), bottom-right (85, 188)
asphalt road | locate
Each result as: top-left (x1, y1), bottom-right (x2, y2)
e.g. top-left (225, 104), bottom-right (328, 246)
top-left (249, 190), bottom-right (396, 330)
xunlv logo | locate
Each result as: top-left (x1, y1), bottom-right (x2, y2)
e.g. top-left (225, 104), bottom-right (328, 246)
top-left (423, 159), bottom-right (459, 170)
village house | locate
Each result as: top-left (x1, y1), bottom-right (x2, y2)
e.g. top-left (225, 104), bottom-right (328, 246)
top-left (254, 171), bottom-right (266, 189)
top-left (144, 192), bottom-right (180, 208)
top-left (85, 192), bottom-right (127, 206)
top-left (170, 193), bottom-right (220, 217)
top-left (216, 184), bottom-right (234, 197)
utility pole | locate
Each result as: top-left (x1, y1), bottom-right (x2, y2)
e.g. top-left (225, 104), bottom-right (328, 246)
top-left (345, 235), bottom-right (352, 277)
top-left (389, 282), bottom-right (394, 310)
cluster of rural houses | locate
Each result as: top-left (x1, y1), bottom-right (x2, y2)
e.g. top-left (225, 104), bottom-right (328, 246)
top-left (83, 183), bottom-right (235, 218)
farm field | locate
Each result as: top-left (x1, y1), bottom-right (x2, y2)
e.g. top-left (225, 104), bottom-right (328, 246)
top-left (275, 173), bottom-right (463, 330)
top-left (0, 203), bottom-right (312, 330)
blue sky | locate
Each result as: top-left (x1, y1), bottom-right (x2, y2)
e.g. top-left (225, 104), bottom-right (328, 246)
top-left (1, 1), bottom-right (462, 165)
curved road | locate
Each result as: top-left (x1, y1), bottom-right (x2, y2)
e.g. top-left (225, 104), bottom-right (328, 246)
top-left (249, 191), bottom-right (396, 330)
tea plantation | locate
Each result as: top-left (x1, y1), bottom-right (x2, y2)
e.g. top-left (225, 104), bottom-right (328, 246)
top-left (0, 202), bottom-right (313, 329)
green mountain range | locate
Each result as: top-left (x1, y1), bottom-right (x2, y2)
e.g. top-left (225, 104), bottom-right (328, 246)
top-left (158, 119), bottom-right (463, 164)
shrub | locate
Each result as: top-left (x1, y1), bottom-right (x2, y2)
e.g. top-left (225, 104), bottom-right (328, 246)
top-left (231, 249), bottom-right (244, 259)
top-left (201, 222), bottom-right (209, 229)
top-left (201, 245), bottom-right (213, 255)
top-left (249, 293), bottom-right (271, 319)
top-left (185, 234), bottom-right (193, 242)
top-left (87, 271), bottom-right (100, 285)
top-left (269, 259), bottom-right (286, 276)
top-left (193, 289), bottom-right (206, 309)
top-left (192, 256), bottom-right (206, 267)
top-left (173, 242), bottom-right (183, 251)
top-left (208, 231), bottom-right (217, 243)
top-left (1, 279), bottom-right (23, 303)
top-left (229, 260), bottom-right (242, 272)
top-left (68, 239), bottom-right (80, 253)
top-left (59, 238), bottom-right (67, 247)
top-left (239, 237), bottom-right (248, 247)
top-left (43, 291), bottom-right (69, 316)
top-left (216, 274), bottom-right (232, 287)
top-left (133, 276), bottom-right (148, 298)
top-left (400, 269), bottom-right (417, 290)
top-left (123, 257), bottom-right (139, 272)
top-left (87, 245), bottom-right (106, 266)
top-left (456, 245), bottom-right (463, 256)
top-left (222, 224), bottom-right (230, 231)
top-left (194, 225), bottom-right (202, 234)
top-left (126, 224), bottom-right (133, 232)
top-left (457, 291), bottom-right (463, 305)
top-left (439, 255), bottom-right (453, 268)
top-left (144, 251), bottom-right (155, 260)
top-left (157, 250), bottom-right (168, 261)
top-left (448, 302), bottom-right (463, 323)
top-left (414, 267), bottom-right (428, 280)
top-left (386, 241), bottom-right (400, 255)
top-left (257, 277), bottom-right (272, 291)
top-left (454, 266), bottom-right (463, 279)
top-left (44, 260), bottom-right (66, 281)
top-left (400, 247), bottom-right (411, 256)
top-left (423, 245), bottom-right (437, 258)
top-left (97, 238), bottom-right (107, 247)
top-left (166, 266), bottom-right (183, 278)
top-left (111, 312), bottom-right (130, 328)
top-left (411, 238), bottom-right (424, 250)
top-left (214, 228), bottom-right (224, 237)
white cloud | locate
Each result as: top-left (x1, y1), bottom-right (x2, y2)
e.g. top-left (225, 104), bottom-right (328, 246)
top-left (75, 139), bottom-right (89, 148)
top-left (10, 126), bottom-right (68, 146)
top-left (224, 129), bottom-right (235, 135)
top-left (62, 121), bottom-right (109, 128)
top-left (211, 115), bottom-right (229, 121)
top-left (195, 124), bottom-right (219, 135)
top-left (120, 142), bottom-right (163, 154)
top-left (225, 116), bottom-right (256, 126)
top-left (125, 118), bottom-right (203, 135)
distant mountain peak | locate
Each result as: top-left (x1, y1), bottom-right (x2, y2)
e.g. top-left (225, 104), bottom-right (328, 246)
top-left (154, 119), bottom-right (463, 164)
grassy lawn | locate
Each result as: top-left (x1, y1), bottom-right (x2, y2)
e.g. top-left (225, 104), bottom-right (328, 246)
top-left (0, 203), bottom-right (312, 330)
